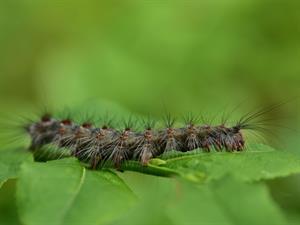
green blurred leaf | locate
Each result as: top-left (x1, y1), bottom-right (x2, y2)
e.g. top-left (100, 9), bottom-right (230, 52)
top-left (0, 180), bottom-right (5, 188)
top-left (0, 148), bottom-right (33, 183)
top-left (0, 180), bottom-right (22, 225)
top-left (114, 174), bottom-right (287, 225)
top-left (17, 158), bottom-right (136, 225)
top-left (160, 144), bottom-right (300, 183)
top-left (169, 177), bottom-right (287, 225)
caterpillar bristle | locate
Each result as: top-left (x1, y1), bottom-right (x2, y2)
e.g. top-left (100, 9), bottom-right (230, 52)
top-left (163, 113), bottom-right (176, 128)
top-left (181, 122), bottom-right (200, 151)
top-left (22, 101), bottom-right (290, 170)
top-left (122, 115), bottom-right (137, 131)
top-left (140, 116), bottom-right (156, 130)
top-left (134, 127), bottom-right (158, 165)
top-left (183, 113), bottom-right (200, 126)
top-left (26, 116), bottom-right (246, 167)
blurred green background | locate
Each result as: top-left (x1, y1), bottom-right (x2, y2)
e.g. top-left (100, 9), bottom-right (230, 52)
top-left (0, 1), bottom-right (300, 224)
top-left (0, 0), bottom-right (299, 150)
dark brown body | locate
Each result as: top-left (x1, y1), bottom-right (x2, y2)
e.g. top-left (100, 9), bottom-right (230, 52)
top-left (27, 117), bottom-right (245, 168)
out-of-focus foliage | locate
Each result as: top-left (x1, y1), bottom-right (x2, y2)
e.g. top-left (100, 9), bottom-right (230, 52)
top-left (0, 1), bottom-right (299, 225)
top-left (1, 0), bottom-right (299, 149)
top-left (17, 158), bottom-right (135, 225)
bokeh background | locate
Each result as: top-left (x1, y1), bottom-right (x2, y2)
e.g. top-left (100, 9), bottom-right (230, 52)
top-left (0, 1), bottom-right (299, 224)
top-left (1, 0), bottom-right (299, 150)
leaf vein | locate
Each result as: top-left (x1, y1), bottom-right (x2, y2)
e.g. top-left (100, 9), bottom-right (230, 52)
top-left (59, 166), bottom-right (86, 225)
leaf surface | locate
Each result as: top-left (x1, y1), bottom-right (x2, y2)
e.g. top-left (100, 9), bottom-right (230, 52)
top-left (115, 173), bottom-right (287, 225)
top-left (17, 158), bottom-right (135, 225)
top-left (0, 148), bottom-right (33, 185)
top-left (160, 144), bottom-right (300, 182)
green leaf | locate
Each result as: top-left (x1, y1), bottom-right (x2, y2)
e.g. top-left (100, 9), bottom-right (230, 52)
top-left (17, 158), bottom-right (136, 225)
top-left (0, 180), bottom-right (5, 188)
top-left (169, 177), bottom-right (287, 225)
top-left (115, 174), bottom-right (288, 225)
top-left (0, 148), bottom-right (33, 182)
top-left (160, 144), bottom-right (300, 183)
top-left (0, 180), bottom-right (22, 225)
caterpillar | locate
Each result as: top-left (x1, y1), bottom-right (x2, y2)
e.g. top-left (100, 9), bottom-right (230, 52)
top-left (24, 103), bottom-right (279, 170)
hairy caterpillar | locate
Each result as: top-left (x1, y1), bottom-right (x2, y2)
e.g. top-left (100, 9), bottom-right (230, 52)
top-left (24, 103), bottom-right (281, 169)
